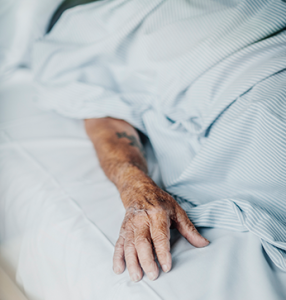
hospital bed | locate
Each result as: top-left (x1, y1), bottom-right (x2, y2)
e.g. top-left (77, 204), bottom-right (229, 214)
top-left (1, 1), bottom-right (286, 299)
top-left (1, 65), bottom-right (286, 300)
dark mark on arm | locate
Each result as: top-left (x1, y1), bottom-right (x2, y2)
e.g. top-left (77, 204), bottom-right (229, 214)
top-left (116, 131), bottom-right (146, 158)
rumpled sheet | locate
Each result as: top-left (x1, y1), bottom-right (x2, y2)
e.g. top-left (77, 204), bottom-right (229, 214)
top-left (33, 0), bottom-right (286, 271)
top-left (1, 69), bottom-right (286, 300)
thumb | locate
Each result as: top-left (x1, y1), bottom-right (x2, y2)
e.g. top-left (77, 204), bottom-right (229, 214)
top-left (175, 208), bottom-right (210, 248)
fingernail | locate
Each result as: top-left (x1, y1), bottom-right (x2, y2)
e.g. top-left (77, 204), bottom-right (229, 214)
top-left (131, 273), bottom-right (141, 282)
top-left (162, 265), bottom-right (170, 273)
top-left (147, 272), bottom-right (157, 281)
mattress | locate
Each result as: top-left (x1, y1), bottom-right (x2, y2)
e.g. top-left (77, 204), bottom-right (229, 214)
top-left (0, 69), bottom-right (286, 300)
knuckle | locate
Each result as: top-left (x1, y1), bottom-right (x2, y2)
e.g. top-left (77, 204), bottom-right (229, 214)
top-left (124, 246), bottom-right (135, 257)
top-left (115, 239), bottom-right (124, 249)
top-left (113, 253), bottom-right (123, 261)
top-left (151, 224), bottom-right (170, 239)
top-left (135, 236), bottom-right (151, 247)
top-left (126, 259), bottom-right (138, 269)
top-left (114, 245), bottom-right (124, 254)
top-left (154, 243), bottom-right (170, 257)
top-left (140, 261), bottom-right (157, 272)
top-left (149, 207), bottom-right (166, 216)
top-left (176, 212), bottom-right (190, 226)
top-left (152, 233), bottom-right (169, 246)
top-left (155, 249), bottom-right (169, 258)
top-left (124, 250), bottom-right (135, 261)
top-left (125, 253), bottom-right (137, 265)
top-left (124, 240), bottom-right (135, 249)
top-left (185, 221), bottom-right (196, 232)
top-left (139, 258), bottom-right (154, 266)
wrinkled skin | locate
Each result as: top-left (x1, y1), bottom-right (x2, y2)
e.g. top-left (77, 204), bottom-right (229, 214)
top-left (85, 117), bottom-right (209, 282)
top-left (114, 175), bottom-right (209, 282)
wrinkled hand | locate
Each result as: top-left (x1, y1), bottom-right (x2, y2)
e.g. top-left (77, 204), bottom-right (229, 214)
top-left (113, 178), bottom-right (209, 282)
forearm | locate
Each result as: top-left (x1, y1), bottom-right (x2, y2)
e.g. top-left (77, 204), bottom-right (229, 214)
top-left (84, 117), bottom-right (152, 205)
top-left (85, 117), bottom-right (209, 282)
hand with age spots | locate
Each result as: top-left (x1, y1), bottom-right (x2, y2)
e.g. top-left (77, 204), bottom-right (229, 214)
top-left (84, 117), bottom-right (209, 282)
top-left (113, 174), bottom-right (210, 282)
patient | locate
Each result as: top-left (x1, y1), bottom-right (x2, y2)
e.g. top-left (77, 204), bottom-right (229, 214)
top-left (40, 0), bottom-right (286, 282)
top-left (47, 0), bottom-right (210, 283)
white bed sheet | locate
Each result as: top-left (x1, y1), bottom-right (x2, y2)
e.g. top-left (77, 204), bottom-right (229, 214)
top-left (0, 69), bottom-right (286, 300)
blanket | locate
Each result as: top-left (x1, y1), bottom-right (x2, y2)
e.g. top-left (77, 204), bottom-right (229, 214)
top-left (33, 0), bottom-right (286, 270)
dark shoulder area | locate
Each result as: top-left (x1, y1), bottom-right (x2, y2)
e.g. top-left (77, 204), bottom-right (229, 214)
top-left (47, 0), bottom-right (100, 33)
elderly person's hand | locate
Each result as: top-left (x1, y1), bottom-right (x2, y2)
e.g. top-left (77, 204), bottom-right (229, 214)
top-left (113, 171), bottom-right (209, 282)
top-left (85, 117), bottom-right (209, 282)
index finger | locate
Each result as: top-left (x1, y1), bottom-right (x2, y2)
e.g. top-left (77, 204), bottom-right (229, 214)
top-left (150, 213), bottom-right (172, 273)
top-left (135, 224), bottom-right (159, 281)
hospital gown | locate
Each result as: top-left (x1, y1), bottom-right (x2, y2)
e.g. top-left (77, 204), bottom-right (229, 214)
top-left (32, 0), bottom-right (286, 270)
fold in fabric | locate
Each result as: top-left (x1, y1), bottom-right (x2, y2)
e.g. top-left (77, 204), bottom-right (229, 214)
top-left (33, 0), bottom-right (286, 270)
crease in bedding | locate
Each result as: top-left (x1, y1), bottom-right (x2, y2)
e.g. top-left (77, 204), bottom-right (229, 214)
top-left (32, 0), bottom-right (286, 271)
top-left (0, 130), bottom-right (131, 299)
top-left (0, 131), bottom-right (115, 250)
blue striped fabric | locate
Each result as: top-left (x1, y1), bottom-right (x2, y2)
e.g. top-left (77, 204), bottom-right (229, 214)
top-left (33, 0), bottom-right (286, 270)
